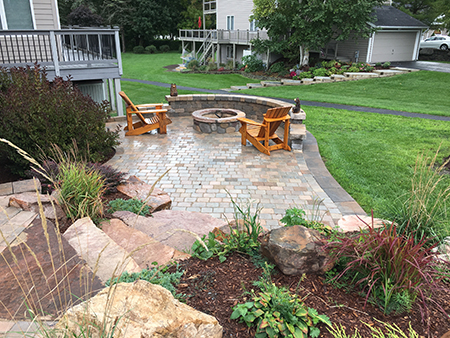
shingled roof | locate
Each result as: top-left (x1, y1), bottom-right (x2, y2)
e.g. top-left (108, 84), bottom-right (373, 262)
top-left (372, 6), bottom-right (428, 28)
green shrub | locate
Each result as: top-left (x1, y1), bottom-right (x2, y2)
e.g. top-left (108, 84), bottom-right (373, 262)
top-left (108, 198), bottom-right (150, 216)
top-left (133, 45), bottom-right (145, 54)
top-left (347, 66), bottom-right (359, 72)
top-left (382, 61), bottom-right (391, 69)
top-left (106, 264), bottom-right (184, 299)
top-left (326, 220), bottom-right (448, 318)
top-left (225, 60), bottom-right (234, 70)
top-left (198, 65), bottom-right (207, 71)
top-left (375, 62), bottom-right (382, 67)
top-left (313, 68), bottom-right (328, 77)
top-left (0, 65), bottom-right (119, 176)
top-left (364, 65), bottom-right (374, 72)
top-left (159, 44), bottom-right (170, 53)
top-left (187, 59), bottom-right (199, 70)
top-left (206, 62), bottom-right (218, 71)
top-left (328, 67), bottom-right (338, 75)
top-left (58, 162), bottom-right (105, 221)
top-left (268, 61), bottom-right (286, 74)
top-left (242, 54), bottom-right (265, 72)
top-left (231, 264), bottom-right (331, 337)
top-left (280, 207), bottom-right (335, 236)
top-left (145, 45), bottom-right (157, 54)
top-left (299, 71), bottom-right (313, 79)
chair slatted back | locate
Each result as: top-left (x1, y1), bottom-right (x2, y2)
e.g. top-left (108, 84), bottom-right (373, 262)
top-left (257, 106), bottom-right (291, 138)
top-left (119, 91), bottom-right (146, 123)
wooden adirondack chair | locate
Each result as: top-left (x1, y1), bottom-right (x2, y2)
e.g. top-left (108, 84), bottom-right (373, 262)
top-left (119, 91), bottom-right (172, 136)
top-left (237, 106), bottom-right (292, 155)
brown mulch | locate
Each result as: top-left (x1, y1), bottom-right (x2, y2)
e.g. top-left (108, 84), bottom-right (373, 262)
top-left (174, 253), bottom-right (450, 338)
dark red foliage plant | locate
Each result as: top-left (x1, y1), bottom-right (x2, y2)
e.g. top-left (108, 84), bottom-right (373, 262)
top-left (0, 64), bottom-right (119, 176)
top-left (325, 214), bottom-right (450, 327)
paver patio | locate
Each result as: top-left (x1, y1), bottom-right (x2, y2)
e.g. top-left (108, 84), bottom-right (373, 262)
top-left (106, 116), bottom-right (345, 229)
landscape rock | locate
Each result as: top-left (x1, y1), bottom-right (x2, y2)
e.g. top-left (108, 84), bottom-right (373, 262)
top-left (9, 192), bottom-right (66, 222)
top-left (117, 176), bottom-right (172, 212)
top-left (58, 280), bottom-right (223, 338)
top-left (101, 219), bottom-right (189, 268)
top-left (337, 215), bottom-right (385, 233)
top-left (63, 217), bottom-right (141, 283)
top-left (260, 225), bottom-right (332, 275)
top-left (113, 210), bottom-right (226, 252)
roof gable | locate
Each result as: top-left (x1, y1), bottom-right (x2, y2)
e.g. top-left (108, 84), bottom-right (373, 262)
top-left (373, 5), bottom-right (428, 28)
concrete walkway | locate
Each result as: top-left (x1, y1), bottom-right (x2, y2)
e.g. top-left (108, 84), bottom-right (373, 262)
top-left (390, 60), bottom-right (450, 73)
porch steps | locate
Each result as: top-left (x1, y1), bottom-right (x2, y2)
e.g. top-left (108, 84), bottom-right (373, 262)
top-left (230, 85), bottom-right (249, 91)
top-left (246, 83), bottom-right (264, 89)
top-left (261, 81), bottom-right (282, 87)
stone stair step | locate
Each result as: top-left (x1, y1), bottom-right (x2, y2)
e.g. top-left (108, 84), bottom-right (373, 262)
top-left (113, 210), bottom-right (226, 252)
top-left (261, 81), bottom-right (282, 87)
top-left (63, 217), bottom-right (141, 284)
top-left (101, 219), bottom-right (188, 269)
top-left (246, 83), bottom-right (263, 89)
top-left (281, 79), bottom-right (302, 86)
top-left (0, 210), bottom-right (37, 253)
top-left (230, 85), bottom-right (248, 90)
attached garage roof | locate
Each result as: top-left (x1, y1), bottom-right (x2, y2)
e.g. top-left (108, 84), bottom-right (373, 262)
top-left (372, 6), bottom-right (428, 29)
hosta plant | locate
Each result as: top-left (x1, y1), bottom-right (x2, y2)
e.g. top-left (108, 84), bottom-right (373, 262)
top-left (231, 265), bottom-right (331, 337)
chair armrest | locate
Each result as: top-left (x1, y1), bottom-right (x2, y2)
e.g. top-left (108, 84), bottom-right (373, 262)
top-left (237, 117), bottom-right (264, 127)
top-left (264, 115), bottom-right (291, 123)
top-left (136, 103), bottom-right (165, 111)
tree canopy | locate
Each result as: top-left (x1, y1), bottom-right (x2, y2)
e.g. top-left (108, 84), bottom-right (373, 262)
top-left (251, 0), bottom-right (385, 63)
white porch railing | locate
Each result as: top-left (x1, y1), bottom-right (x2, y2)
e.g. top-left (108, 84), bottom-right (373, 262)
top-left (179, 29), bottom-right (269, 45)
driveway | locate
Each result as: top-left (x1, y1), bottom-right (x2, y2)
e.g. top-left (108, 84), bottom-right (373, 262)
top-left (390, 61), bottom-right (450, 73)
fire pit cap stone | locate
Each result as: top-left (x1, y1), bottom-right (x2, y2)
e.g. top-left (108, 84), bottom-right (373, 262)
top-left (192, 108), bottom-right (245, 124)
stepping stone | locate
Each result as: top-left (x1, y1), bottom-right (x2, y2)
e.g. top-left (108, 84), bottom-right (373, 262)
top-left (12, 179), bottom-right (41, 194)
top-left (301, 78), bottom-right (314, 85)
top-left (0, 210), bottom-right (37, 250)
top-left (261, 81), bottom-right (282, 87)
top-left (280, 79), bottom-right (302, 86)
top-left (391, 67), bottom-right (420, 72)
top-left (337, 215), bottom-right (385, 233)
top-left (373, 69), bottom-right (407, 75)
top-left (117, 176), bottom-right (171, 213)
top-left (101, 219), bottom-right (188, 268)
top-left (64, 217), bottom-right (141, 283)
top-left (246, 83), bottom-right (263, 88)
top-left (330, 74), bottom-right (346, 81)
top-left (0, 218), bottom-right (103, 320)
top-left (230, 85), bottom-right (248, 90)
top-left (0, 183), bottom-right (13, 196)
top-left (344, 72), bottom-right (380, 79)
top-left (113, 210), bottom-right (226, 252)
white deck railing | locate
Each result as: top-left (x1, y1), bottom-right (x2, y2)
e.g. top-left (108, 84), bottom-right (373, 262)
top-left (179, 29), bottom-right (269, 45)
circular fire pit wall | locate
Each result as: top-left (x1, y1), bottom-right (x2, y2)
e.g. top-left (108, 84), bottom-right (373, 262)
top-left (192, 108), bottom-right (246, 134)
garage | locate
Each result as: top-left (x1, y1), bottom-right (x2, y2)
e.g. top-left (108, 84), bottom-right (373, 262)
top-left (371, 31), bottom-right (418, 62)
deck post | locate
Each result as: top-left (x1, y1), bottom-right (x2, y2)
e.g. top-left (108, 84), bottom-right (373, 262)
top-left (114, 29), bottom-right (123, 75)
top-left (49, 31), bottom-right (60, 77)
top-left (114, 78), bottom-right (123, 116)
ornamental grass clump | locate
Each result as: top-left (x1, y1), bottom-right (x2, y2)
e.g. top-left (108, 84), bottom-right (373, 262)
top-left (326, 217), bottom-right (449, 321)
top-left (382, 149), bottom-right (450, 245)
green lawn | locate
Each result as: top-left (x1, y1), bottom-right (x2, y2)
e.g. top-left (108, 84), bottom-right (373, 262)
top-left (122, 53), bottom-right (249, 90)
top-left (306, 107), bottom-right (450, 213)
top-left (236, 71), bottom-right (450, 117)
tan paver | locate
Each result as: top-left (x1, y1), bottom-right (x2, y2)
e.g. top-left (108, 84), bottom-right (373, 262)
top-left (106, 116), bottom-right (343, 229)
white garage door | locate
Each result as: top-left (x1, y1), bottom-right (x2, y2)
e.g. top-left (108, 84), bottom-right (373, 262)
top-left (371, 32), bottom-right (417, 62)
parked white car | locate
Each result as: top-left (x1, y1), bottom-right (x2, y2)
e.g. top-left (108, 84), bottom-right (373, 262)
top-left (419, 36), bottom-right (450, 50)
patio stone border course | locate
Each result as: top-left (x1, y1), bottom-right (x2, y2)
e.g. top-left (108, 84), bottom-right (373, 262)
top-left (165, 94), bottom-right (306, 122)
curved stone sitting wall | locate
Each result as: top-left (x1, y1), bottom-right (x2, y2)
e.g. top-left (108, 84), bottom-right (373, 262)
top-left (165, 94), bottom-right (302, 121)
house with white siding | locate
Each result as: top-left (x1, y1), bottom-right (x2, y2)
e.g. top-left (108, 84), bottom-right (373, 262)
top-left (180, 0), bottom-right (427, 66)
top-left (0, 0), bottom-right (123, 115)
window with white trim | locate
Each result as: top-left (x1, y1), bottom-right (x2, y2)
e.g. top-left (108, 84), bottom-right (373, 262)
top-left (0, 0), bottom-right (35, 29)
top-left (249, 19), bottom-right (258, 31)
top-left (226, 15), bottom-right (234, 30)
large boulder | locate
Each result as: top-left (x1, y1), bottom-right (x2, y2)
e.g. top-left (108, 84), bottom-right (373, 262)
top-left (260, 225), bottom-right (331, 275)
top-left (117, 176), bottom-right (171, 213)
top-left (58, 280), bottom-right (223, 338)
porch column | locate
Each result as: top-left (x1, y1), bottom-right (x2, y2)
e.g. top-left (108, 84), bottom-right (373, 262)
top-left (108, 79), bottom-right (116, 111)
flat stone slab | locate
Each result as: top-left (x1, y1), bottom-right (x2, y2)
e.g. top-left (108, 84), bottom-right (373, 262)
top-left (12, 179), bottom-right (41, 194)
top-left (0, 218), bottom-right (103, 320)
top-left (0, 210), bottom-right (37, 250)
top-left (113, 210), bottom-right (226, 252)
top-left (117, 176), bottom-right (172, 213)
top-left (101, 219), bottom-right (188, 268)
top-left (330, 74), bottom-right (346, 81)
top-left (281, 79), bottom-right (302, 86)
top-left (373, 69), bottom-right (407, 75)
top-left (337, 215), bottom-right (385, 232)
top-left (230, 85), bottom-right (248, 90)
top-left (246, 83), bottom-right (263, 88)
top-left (64, 217), bottom-right (141, 283)
top-left (344, 72), bottom-right (380, 78)
top-left (301, 78), bottom-right (314, 84)
top-left (290, 124), bottom-right (307, 140)
top-left (314, 76), bottom-right (333, 82)
top-left (261, 81), bottom-right (282, 87)
top-left (391, 67), bottom-right (420, 72)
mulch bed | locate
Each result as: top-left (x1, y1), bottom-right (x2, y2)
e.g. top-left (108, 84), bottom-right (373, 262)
top-left (173, 253), bottom-right (450, 338)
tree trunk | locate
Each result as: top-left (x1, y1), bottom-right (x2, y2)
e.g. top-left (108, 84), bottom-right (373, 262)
top-left (299, 45), bottom-right (309, 66)
top-left (120, 26), bottom-right (126, 53)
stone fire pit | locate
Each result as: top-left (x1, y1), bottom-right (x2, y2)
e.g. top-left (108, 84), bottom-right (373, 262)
top-left (192, 108), bottom-right (245, 134)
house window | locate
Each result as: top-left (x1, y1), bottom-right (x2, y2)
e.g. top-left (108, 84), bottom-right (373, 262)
top-left (249, 19), bottom-right (258, 31)
top-left (226, 15), bottom-right (234, 30)
top-left (226, 46), bottom-right (234, 58)
top-left (0, 0), bottom-right (35, 29)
